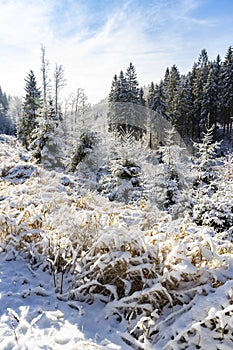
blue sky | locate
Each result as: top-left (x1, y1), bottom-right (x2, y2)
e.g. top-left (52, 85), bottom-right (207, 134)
top-left (0, 0), bottom-right (233, 103)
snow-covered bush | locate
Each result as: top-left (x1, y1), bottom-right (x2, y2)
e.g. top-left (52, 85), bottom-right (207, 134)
top-left (193, 156), bottom-right (233, 232)
top-left (193, 124), bottom-right (221, 187)
top-left (68, 131), bottom-right (99, 172)
top-left (1, 163), bottom-right (38, 183)
top-left (96, 129), bottom-right (153, 204)
top-left (66, 214), bottom-right (233, 348)
top-left (152, 127), bottom-right (192, 217)
top-left (97, 158), bottom-right (145, 203)
top-left (191, 127), bottom-right (233, 232)
top-left (30, 116), bottom-right (65, 170)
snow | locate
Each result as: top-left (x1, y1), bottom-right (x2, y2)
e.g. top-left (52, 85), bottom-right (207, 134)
top-left (0, 253), bottom-right (130, 350)
top-left (1, 135), bottom-right (233, 349)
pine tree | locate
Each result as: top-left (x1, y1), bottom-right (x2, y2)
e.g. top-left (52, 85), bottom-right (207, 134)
top-left (153, 126), bottom-right (190, 216)
top-left (17, 70), bottom-right (42, 149)
top-left (198, 49), bottom-right (209, 73)
top-left (190, 63), bottom-right (203, 140)
top-left (125, 62), bottom-right (140, 103)
top-left (108, 74), bottom-right (120, 103)
top-left (163, 65), bottom-right (181, 125)
top-left (221, 46), bottom-right (233, 135)
top-left (193, 123), bottom-right (221, 187)
top-left (147, 82), bottom-right (155, 108)
top-left (118, 70), bottom-right (128, 102)
top-left (192, 125), bottom-right (231, 232)
top-left (173, 75), bottom-right (193, 140)
top-left (201, 62), bottom-right (220, 134)
top-left (139, 87), bottom-right (146, 106)
top-left (147, 81), bottom-right (167, 116)
top-left (108, 63), bottom-right (145, 137)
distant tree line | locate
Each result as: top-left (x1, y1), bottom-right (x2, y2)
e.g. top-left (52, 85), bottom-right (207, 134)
top-left (0, 87), bottom-right (15, 134)
top-left (2, 45), bottom-right (233, 157)
top-left (109, 46), bottom-right (233, 144)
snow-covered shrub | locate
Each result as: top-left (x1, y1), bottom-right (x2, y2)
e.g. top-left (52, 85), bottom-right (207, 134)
top-left (152, 127), bottom-right (192, 217)
top-left (30, 117), bottom-right (65, 170)
top-left (1, 163), bottom-right (38, 184)
top-left (96, 129), bottom-right (153, 204)
top-left (97, 158), bottom-right (145, 203)
top-left (193, 124), bottom-right (221, 187)
top-left (193, 160), bottom-right (233, 232)
top-left (68, 131), bottom-right (99, 172)
top-left (61, 213), bottom-right (233, 348)
top-left (69, 225), bottom-right (159, 302)
top-left (189, 124), bottom-right (233, 232)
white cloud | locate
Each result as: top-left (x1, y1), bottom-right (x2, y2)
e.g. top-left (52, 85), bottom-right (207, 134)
top-left (0, 0), bottom-right (232, 104)
top-left (0, 0), bottom-right (54, 97)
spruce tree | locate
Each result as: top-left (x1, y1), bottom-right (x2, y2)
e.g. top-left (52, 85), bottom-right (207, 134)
top-left (197, 49), bottom-right (209, 74)
top-left (191, 64), bottom-right (203, 140)
top-left (201, 62), bottom-right (220, 134)
top-left (108, 63), bottom-right (145, 137)
top-left (139, 87), bottom-right (146, 106)
top-left (118, 70), bottom-right (128, 102)
top-left (153, 126), bottom-right (190, 216)
top-left (193, 123), bottom-right (221, 187)
top-left (192, 123), bottom-right (227, 231)
top-left (221, 46), bottom-right (233, 134)
top-left (108, 74), bottom-right (120, 103)
top-left (108, 73), bottom-right (125, 130)
top-left (172, 76), bottom-right (193, 140)
top-left (147, 82), bottom-right (155, 108)
top-left (17, 70), bottom-right (41, 149)
top-left (147, 81), bottom-right (167, 116)
top-left (125, 62), bottom-right (140, 103)
top-left (163, 65), bottom-right (180, 125)
top-left (156, 82), bottom-right (167, 116)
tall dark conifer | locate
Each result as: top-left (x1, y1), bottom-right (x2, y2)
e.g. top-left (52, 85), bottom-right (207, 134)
top-left (125, 62), bottom-right (140, 103)
top-left (17, 70), bottom-right (41, 149)
top-left (221, 46), bottom-right (233, 134)
top-left (108, 63), bottom-right (145, 136)
top-left (202, 61), bottom-right (220, 134)
top-left (164, 65), bottom-right (180, 125)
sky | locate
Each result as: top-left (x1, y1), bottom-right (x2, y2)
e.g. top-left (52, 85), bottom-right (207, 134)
top-left (0, 0), bottom-right (233, 104)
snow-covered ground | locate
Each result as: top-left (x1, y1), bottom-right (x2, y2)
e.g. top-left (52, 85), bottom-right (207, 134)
top-left (1, 135), bottom-right (233, 349)
top-left (0, 252), bottom-right (130, 350)
top-left (0, 136), bottom-right (132, 350)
